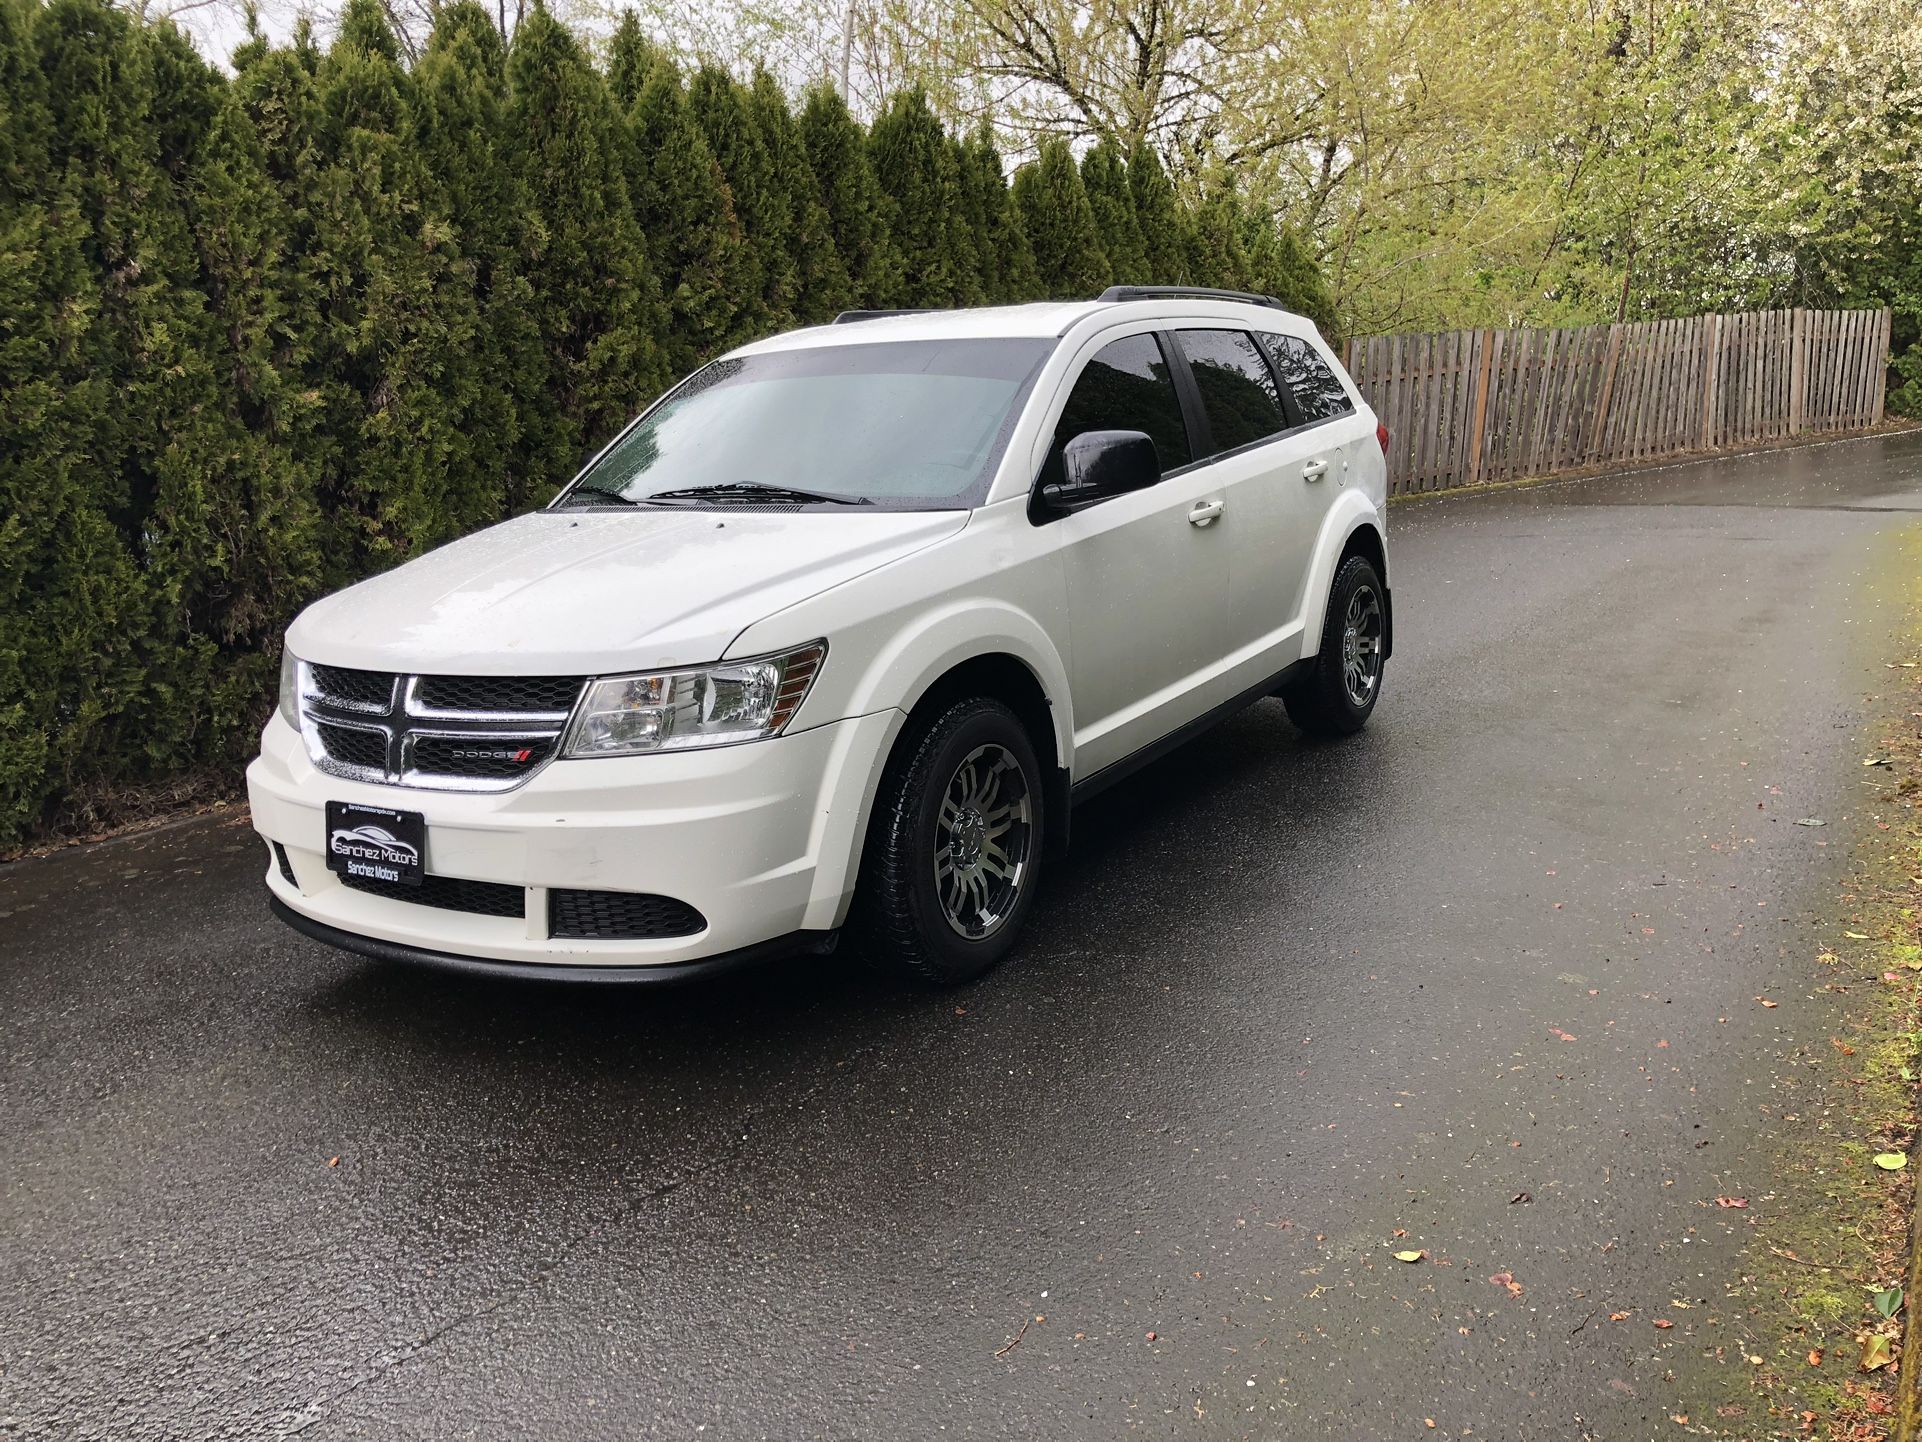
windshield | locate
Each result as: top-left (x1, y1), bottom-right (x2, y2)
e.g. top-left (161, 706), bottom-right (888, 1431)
top-left (556, 337), bottom-right (1053, 511)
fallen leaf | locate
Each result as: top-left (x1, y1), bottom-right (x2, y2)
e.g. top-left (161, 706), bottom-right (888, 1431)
top-left (1873, 1286), bottom-right (1903, 1318)
top-left (1145, 1331), bottom-right (1157, 1342)
top-left (1510, 1191), bottom-right (1532, 1205)
top-left (1654, 1318), bottom-right (1675, 1330)
top-left (1757, 997), bottom-right (1779, 1008)
top-left (1424, 1421), bottom-right (1436, 1430)
top-left (1548, 1027), bottom-right (1577, 1042)
top-left (1794, 817), bottom-right (1826, 827)
top-left (1609, 1311), bottom-right (1631, 1321)
top-left (1488, 1271), bottom-right (1523, 1297)
top-left (1873, 1152), bottom-right (1908, 1171)
top-left (326, 1156), bottom-right (340, 1168)
top-left (1714, 1196), bottom-right (1748, 1208)
top-left (1862, 1334), bottom-right (1894, 1371)
top-left (1808, 1349), bottom-right (1823, 1366)
top-left (1671, 1416), bottom-right (1689, 1426)
top-left (1394, 1249), bottom-right (1426, 1263)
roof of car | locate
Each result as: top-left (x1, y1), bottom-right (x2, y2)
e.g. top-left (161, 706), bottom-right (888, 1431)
top-left (735, 293), bottom-right (1316, 356)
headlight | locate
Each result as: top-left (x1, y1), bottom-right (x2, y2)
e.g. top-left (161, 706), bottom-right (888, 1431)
top-left (277, 648), bottom-right (301, 730)
top-left (562, 641), bottom-right (827, 758)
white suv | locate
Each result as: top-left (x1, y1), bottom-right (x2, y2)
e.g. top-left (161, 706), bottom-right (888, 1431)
top-left (250, 288), bottom-right (1391, 985)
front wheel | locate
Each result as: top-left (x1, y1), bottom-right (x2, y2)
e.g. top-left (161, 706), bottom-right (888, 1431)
top-left (852, 698), bottom-right (1044, 987)
top-left (1281, 554), bottom-right (1386, 737)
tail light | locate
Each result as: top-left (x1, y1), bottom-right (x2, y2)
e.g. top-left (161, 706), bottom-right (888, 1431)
top-left (1376, 422), bottom-right (1390, 455)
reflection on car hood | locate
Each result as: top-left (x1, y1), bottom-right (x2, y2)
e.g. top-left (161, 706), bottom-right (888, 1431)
top-left (288, 508), bottom-right (968, 675)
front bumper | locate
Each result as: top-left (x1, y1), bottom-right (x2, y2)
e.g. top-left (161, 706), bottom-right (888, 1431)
top-left (248, 709), bottom-right (900, 971)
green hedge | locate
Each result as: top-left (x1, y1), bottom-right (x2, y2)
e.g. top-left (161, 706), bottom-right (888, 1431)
top-left (0, 0), bottom-right (1336, 846)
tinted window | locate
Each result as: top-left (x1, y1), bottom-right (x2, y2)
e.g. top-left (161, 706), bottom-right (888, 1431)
top-left (1265, 333), bottom-right (1354, 422)
top-left (1180, 330), bottom-right (1289, 453)
top-left (561, 338), bottom-right (1050, 510)
top-left (1052, 333), bottom-right (1192, 472)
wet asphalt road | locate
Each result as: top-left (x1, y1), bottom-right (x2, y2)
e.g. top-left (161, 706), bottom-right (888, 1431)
top-left (7, 431), bottom-right (1922, 1442)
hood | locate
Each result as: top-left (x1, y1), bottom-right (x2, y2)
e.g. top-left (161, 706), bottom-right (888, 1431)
top-left (288, 508), bottom-right (968, 675)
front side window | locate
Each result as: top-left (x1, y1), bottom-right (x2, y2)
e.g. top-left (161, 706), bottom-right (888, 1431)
top-left (1051, 333), bottom-right (1193, 473)
top-left (557, 338), bottom-right (1052, 511)
top-left (1265, 333), bottom-right (1354, 423)
top-left (1179, 329), bottom-right (1290, 454)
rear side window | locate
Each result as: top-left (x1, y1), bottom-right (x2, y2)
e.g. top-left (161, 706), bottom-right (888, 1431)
top-left (1053, 333), bottom-right (1192, 472)
top-left (1178, 330), bottom-right (1289, 454)
top-left (1265, 333), bottom-right (1354, 423)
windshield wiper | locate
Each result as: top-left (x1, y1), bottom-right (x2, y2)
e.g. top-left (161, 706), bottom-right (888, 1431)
top-left (646, 482), bottom-right (873, 507)
top-left (551, 483), bottom-right (643, 508)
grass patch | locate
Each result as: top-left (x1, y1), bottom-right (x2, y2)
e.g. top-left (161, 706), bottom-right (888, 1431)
top-left (1731, 527), bottom-right (1922, 1439)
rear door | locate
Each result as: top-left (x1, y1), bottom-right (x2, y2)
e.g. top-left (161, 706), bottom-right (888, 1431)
top-left (1168, 327), bottom-right (1324, 691)
top-left (1040, 330), bottom-right (1230, 776)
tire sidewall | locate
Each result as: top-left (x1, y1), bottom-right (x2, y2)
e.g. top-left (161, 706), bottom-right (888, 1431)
top-left (1323, 556), bottom-right (1384, 728)
top-left (896, 703), bottom-right (1044, 983)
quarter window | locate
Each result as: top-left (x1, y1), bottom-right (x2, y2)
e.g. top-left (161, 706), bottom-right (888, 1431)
top-left (1052, 333), bottom-right (1193, 473)
top-left (1179, 330), bottom-right (1289, 454)
top-left (1264, 333), bottom-right (1354, 423)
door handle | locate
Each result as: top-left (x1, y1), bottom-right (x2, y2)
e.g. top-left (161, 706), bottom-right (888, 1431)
top-left (1302, 459), bottom-right (1329, 482)
top-left (1188, 498), bottom-right (1225, 528)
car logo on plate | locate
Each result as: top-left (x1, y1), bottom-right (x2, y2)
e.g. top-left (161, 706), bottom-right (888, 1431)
top-left (328, 824), bottom-right (420, 867)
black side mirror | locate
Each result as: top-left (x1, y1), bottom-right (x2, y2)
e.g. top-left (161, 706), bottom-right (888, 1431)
top-left (1035, 430), bottom-right (1162, 517)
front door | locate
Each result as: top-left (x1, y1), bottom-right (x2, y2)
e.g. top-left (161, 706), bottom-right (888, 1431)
top-left (1043, 331), bottom-right (1230, 777)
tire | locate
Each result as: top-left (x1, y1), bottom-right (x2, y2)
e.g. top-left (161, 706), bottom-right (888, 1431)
top-left (852, 697), bottom-right (1045, 987)
top-left (1281, 554), bottom-right (1386, 738)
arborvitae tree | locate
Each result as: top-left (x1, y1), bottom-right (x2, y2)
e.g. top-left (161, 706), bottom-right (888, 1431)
top-left (0, 0), bottom-right (141, 836)
top-left (1127, 140), bottom-right (1190, 285)
top-left (1241, 209), bottom-right (1338, 335)
top-left (867, 89), bottom-right (962, 305)
top-left (1185, 179), bottom-right (1253, 293)
top-left (35, 0), bottom-right (240, 783)
top-left (414, 2), bottom-right (546, 511)
top-left (175, 83), bottom-right (325, 723)
top-left (943, 133), bottom-right (988, 305)
top-left (605, 10), bottom-right (658, 110)
top-left (301, 0), bottom-right (493, 581)
top-left (506, 6), bottom-right (668, 472)
top-left (1012, 138), bottom-right (1112, 299)
top-left (798, 81), bottom-right (901, 307)
top-left (688, 65), bottom-right (793, 327)
top-left (749, 67), bottom-right (847, 325)
top-left (626, 58), bottom-right (756, 368)
top-left (1081, 140), bottom-right (1148, 285)
top-left (963, 125), bottom-right (1038, 303)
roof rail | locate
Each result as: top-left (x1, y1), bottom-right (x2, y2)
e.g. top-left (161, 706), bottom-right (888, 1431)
top-left (831, 308), bottom-right (936, 324)
top-left (1097, 285), bottom-right (1287, 310)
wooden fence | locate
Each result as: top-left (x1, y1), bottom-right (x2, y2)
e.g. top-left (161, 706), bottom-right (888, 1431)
top-left (1341, 307), bottom-right (1893, 497)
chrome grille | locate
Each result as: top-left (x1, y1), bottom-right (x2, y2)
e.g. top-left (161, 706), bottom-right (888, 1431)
top-left (299, 666), bottom-right (584, 792)
top-left (316, 722), bottom-right (388, 772)
top-left (309, 664), bottom-right (396, 711)
top-left (416, 674), bottom-right (581, 714)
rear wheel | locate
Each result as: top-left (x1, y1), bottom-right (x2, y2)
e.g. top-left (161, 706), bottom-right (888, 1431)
top-left (1281, 554), bottom-right (1386, 737)
top-left (853, 698), bottom-right (1044, 987)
